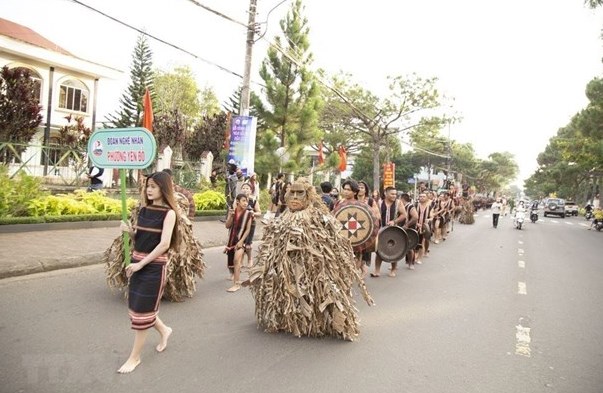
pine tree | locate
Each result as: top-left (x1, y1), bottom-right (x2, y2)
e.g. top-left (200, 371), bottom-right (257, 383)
top-left (251, 0), bottom-right (321, 174)
top-left (106, 35), bottom-right (154, 127)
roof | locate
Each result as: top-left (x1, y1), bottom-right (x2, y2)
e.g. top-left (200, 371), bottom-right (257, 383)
top-left (0, 18), bottom-right (73, 56)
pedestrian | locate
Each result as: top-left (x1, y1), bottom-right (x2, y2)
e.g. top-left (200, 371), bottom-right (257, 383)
top-left (330, 187), bottom-right (340, 202)
top-left (247, 172), bottom-right (260, 200)
top-left (491, 198), bottom-right (503, 228)
top-left (319, 181), bottom-right (335, 211)
top-left (209, 170), bottom-right (218, 187)
top-left (117, 171), bottom-right (178, 374)
top-left (86, 165), bottom-right (104, 191)
top-left (224, 193), bottom-right (254, 292)
top-left (240, 182), bottom-right (261, 267)
top-left (161, 168), bottom-right (195, 218)
top-left (276, 181), bottom-right (291, 217)
top-left (415, 192), bottom-right (433, 264)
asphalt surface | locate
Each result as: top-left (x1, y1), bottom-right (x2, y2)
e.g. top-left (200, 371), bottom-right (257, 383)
top-left (0, 218), bottom-right (263, 279)
top-left (1, 212), bottom-right (602, 393)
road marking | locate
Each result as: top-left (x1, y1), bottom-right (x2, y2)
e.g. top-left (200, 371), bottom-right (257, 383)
top-left (518, 260), bottom-right (525, 268)
top-left (518, 282), bottom-right (527, 295)
top-left (518, 240), bottom-right (524, 245)
top-left (550, 220), bottom-right (559, 224)
top-left (518, 248), bottom-right (524, 255)
top-left (564, 221), bottom-right (574, 226)
top-left (515, 323), bottom-right (532, 357)
top-left (580, 223), bottom-right (590, 227)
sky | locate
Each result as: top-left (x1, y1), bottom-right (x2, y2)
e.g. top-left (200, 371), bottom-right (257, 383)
top-left (2, 0), bottom-right (602, 186)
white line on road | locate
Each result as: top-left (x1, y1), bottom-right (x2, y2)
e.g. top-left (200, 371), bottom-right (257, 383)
top-left (551, 220), bottom-right (559, 224)
top-left (579, 223), bottom-right (589, 227)
top-left (518, 282), bottom-right (527, 295)
top-left (518, 260), bottom-right (525, 268)
top-left (518, 240), bottom-right (524, 245)
top-left (564, 221), bottom-right (574, 226)
top-left (518, 248), bottom-right (524, 255)
top-left (515, 323), bottom-right (532, 357)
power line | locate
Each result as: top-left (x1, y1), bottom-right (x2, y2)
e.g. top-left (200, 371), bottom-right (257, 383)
top-left (69, 0), bottom-right (266, 87)
top-left (184, 0), bottom-right (248, 28)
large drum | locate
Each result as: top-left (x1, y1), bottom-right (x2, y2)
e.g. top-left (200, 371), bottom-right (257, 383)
top-left (333, 199), bottom-right (380, 254)
top-left (376, 226), bottom-right (409, 262)
top-left (405, 228), bottom-right (420, 250)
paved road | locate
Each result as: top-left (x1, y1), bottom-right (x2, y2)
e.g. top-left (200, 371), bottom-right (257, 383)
top-left (1, 213), bottom-right (602, 393)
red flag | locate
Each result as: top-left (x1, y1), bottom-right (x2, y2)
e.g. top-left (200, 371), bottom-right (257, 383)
top-left (338, 145), bottom-right (347, 172)
top-left (318, 140), bottom-right (324, 165)
top-left (142, 88), bottom-right (153, 132)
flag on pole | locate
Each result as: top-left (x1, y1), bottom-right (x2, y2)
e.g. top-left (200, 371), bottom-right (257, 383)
top-left (142, 88), bottom-right (153, 132)
top-left (338, 145), bottom-right (347, 172)
top-left (318, 140), bottom-right (324, 165)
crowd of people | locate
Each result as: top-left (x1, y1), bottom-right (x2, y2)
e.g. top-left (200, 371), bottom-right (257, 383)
top-left (108, 166), bottom-right (475, 373)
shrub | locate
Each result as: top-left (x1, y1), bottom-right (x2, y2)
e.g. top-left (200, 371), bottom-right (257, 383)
top-left (27, 190), bottom-right (137, 217)
top-left (0, 165), bottom-right (47, 217)
top-left (193, 190), bottom-right (226, 210)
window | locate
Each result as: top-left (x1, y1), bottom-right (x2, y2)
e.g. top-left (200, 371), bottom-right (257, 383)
top-left (58, 79), bottom-right (88, 113)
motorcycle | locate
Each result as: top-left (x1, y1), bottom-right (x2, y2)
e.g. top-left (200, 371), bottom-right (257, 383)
top-left (594, 219), bottom-right (603, 232)
top-left (515, 211), bottom-right (526, 230)
top-left (530, 209), bottom-right (538, 223)
top-left (585, 210), bottom-right (594, 220)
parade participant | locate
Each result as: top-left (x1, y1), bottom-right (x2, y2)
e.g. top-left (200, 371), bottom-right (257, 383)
top-left (415, 192), bottom-right (433, 264)
top-left (432, 193), bottom-right (446, 244)
top-left (276, 181), bottom-right (291, 217)
top-left (337, 179), bottom-right (366, 272)
top-left (116, 171), bottom-right (178, 374)
top-left (246, 178), bottom-right (373, 341)
top-left (241, 182), bottom-right (262, 268)
top-left (224, 193), bottom-right (254, 292)
top-left (399, 193), bottom-right (419, 270)
top-left (357, 180), bottom-right (380, 271)
top-left (370, 186), bottom-right (407, 278)
top-left (161, 168), bottom-right (195, 218)
top-left (104, 172), bottom-right (205, 303)
top-left (320, 181), bottom-right (335, 211)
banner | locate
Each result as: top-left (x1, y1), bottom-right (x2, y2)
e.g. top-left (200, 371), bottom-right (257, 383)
top-left (383, 162), bottom-right (395, 188)
top-left (227, 116), bottom-right (257, 177)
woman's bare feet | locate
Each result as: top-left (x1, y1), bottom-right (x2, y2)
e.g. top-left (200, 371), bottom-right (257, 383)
top-left (117, 357), bottom-right (141, 373)
top-left (388, 270), bottom-right (397, 277)
top-left (226, 283), bottom-right (241, 292)
top-left (156, 326), bottom-right (172, 352)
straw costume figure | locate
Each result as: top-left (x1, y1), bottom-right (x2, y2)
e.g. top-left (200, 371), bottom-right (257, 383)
top-left (246, 178), bottom-right (374, 341)
top-left (104, 189), bottom-right (205, 302)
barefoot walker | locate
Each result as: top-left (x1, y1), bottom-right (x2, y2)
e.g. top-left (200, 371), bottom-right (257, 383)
top-left (118, 171), bottom-right (179, 373)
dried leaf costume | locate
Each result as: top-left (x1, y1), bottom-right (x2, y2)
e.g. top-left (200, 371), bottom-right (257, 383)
top-left (104, 192), bottom-right (205, 302)
top-left (247, 179), bottom-right (374, 341)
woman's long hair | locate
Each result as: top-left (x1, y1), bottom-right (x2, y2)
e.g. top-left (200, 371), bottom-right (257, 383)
top-left (144, 171), bottom-right (181, 251)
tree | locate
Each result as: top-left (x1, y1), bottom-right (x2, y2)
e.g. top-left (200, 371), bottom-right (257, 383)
top-left (154, 66), bottom-right (200, 120)
top-left (199, 86), bottom-right (221, 118)
top-left (251, 0), bottom-right (322, 173)
top-left (106, 35), bottom-right (154, 128)
top-left (585, 0), bottom-right (603, 8)
top-left (0, 66), bottom-right (42, 161)
top-left (153, 110), bottom-right (186, 153)
top-left (184, 112), bottom-right (228, 163)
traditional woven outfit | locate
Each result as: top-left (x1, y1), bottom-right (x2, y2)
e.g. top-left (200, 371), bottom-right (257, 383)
top-left (128, 205), bottom-right (170, 329)
top-left (104, 193), bottom-right (205, 302)
top-left (225, 207), bottom-right (254, 274)
top-left (246, 179), bottom-right (373, 341)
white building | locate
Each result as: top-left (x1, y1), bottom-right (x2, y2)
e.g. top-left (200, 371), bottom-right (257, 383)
top-left (0, 17), bottom-right (121, 186)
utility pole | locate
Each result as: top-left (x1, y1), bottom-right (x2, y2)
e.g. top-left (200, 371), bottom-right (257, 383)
top-left (239, 0), bottom-right (257, 116)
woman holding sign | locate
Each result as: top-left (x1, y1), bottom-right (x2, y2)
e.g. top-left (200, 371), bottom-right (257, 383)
top-left (117, 171), bottom-right (179, 374)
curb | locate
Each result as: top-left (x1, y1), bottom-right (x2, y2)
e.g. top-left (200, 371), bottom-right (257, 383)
top-left (0, 238), bottom-right (244, 280)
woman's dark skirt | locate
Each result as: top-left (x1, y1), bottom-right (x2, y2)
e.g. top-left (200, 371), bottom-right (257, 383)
top-left (128, 260), bottom-right (167, 330)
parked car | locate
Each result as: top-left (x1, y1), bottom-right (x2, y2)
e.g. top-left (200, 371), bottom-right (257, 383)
top-left (543, 198), bottom-right (566, 218)
top-left (564, 201), bottom-right (578, 216)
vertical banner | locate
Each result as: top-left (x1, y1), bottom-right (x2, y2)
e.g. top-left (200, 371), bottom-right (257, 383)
top-left (383, 162), bottom-right (395, 188)
top-left (227, 115), bottom-right (257, 176)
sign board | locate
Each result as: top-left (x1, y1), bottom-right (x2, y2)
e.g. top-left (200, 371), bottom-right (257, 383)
top-left (226, 116), bottom-right (257, 177)
top-left (87, 127), bottom-right (157, 169)
top-left (383, 162), bottom-right (396, 188)
top-left (407, 177), bottom-right (416, 184)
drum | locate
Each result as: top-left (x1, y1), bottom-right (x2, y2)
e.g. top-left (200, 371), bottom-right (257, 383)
top-left (405, 228), bottom-right (420, 250)
top-left (376, 226), bottom-right (409, 263)
top-left (333, 200), bottom-right (380, 254)
top-left (422, 222), bottom-right (432, 240)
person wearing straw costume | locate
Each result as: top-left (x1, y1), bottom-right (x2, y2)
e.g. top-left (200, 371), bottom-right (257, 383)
top-left (245, 178), bottom-right (374, 341)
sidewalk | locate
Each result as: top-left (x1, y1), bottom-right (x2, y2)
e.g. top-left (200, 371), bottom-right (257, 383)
top-left (0, 218), bottom-right (264, 279)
